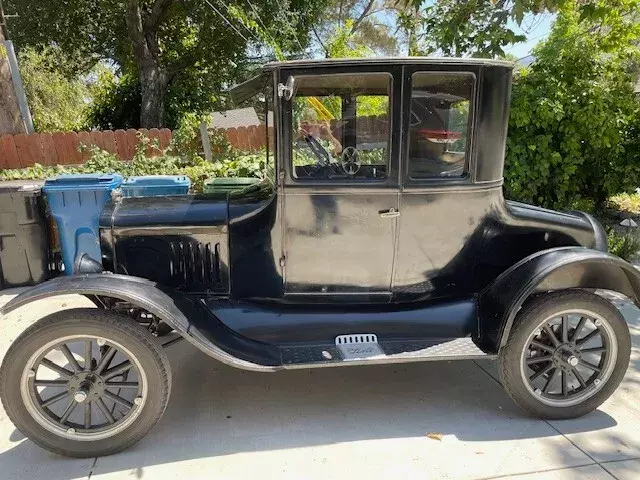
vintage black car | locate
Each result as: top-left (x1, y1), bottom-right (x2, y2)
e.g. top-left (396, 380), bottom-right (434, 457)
top-left (1, 58), bottom-right (637, 458)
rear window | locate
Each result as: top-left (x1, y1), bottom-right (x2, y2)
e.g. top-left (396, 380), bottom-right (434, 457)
top-left (408, 73), bottom-right (474, 179)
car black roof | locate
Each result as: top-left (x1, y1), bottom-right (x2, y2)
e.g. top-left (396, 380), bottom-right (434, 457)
top-left (264, 57), bottom-right (514, 70)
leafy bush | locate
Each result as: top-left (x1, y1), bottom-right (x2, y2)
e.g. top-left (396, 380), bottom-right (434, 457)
top-left (0, 130), bottom-right (264, 193)
top-left (18, 46), bottom-right (90, 132)
top-left (504, 7), bottom-right (640, 211)
top-left (607, 228), bottom-right (640, 262)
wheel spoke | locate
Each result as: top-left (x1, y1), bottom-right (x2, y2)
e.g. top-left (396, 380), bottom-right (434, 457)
top-left (102, 361), bottom-right (133, 380)
top-left (103, 390), bottom-right (133, 409)
top-left (105, 381), bottom-right (139, 389)
top-left (571, 368), bottom-right (587, 388)
top-left (59, 398), bottom-right (77, 424)
top-left (561, 371), bottom-right (568, 396)
top-left (543, 368), bottom-right (559, 393)
top-left (531, 341), bottom-right (555, 354)
top-left (95, 398), bottom-right (115, 424)
top-left (41, 358), bottom-right (73, 378)
top-left (526, 355), bottom-right (553, 365)
top-left (578, 359), bottom-right (601, 372)
top-left (571, 317), bottom-right (587, 342)
top-left (84, 340), bottom-right (92, 371)
top-left (543, 324), bottom-right (561, 347)
top-left (34, 380), bottom-right (68, 387)
top-left (580, 347), bottom-right (607, 354)
top-left (561, 316), bottom-right (569, 343)
top-left (59, 345), bottom-right (82, 372)
top-left (576, 329), bottom-right (600, 347)
top-left (530, 363), bottom-right (554, 381)
top-left (84, 402), bottom-right (92, 429)
top-left (41, 391), bottom-right (71, 408)
top-left (94, 347), bottom-right (117, 375)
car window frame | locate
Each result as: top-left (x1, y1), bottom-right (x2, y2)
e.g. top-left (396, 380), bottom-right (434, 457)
top-left (279, 66), bottom-right (401, 189)
top-left (401, 67), bottom-right (479, 188)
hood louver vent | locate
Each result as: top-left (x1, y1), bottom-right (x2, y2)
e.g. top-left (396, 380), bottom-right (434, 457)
top-left (169, 240), bottom-right (222, 289)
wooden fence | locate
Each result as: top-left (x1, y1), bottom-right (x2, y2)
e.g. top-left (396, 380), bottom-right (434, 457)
top-left (0, 115), bottom-right (388, 170)
top-left (0, 128), bottom-right (173, 169)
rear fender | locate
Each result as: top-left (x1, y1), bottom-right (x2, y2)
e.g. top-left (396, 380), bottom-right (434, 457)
top-left (0, 274), bottom-right (280, 371)
top-left (477, 247), bottom-right (640, 352)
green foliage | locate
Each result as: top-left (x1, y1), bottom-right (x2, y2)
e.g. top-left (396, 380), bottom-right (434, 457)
top-left (18, 46), bottom-right (89, 132)
top-left (7, 0), bottom-right (325, 128)
top-left (607, 228), bottom-right (640, 261)
top-left (504, 3), bottom-right (640, 211)
top-left (85, 70), bottom-right (141, 130)
top-left (314, 0), bottom-right (400, 57)
top-left (325, 19), bottom-right (375, 58)
top-left (0, 129), bottom-right (263, 193)
top-left (609, 192), bottom-right (640, 216)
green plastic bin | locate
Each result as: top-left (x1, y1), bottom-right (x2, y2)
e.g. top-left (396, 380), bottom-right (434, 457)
top-left (203, 177), bottom-right (259, 194)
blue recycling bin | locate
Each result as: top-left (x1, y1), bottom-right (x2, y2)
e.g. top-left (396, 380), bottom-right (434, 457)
top-left (43, 174), bottom-right (123, 275)
top-left (120, 175), bottom-right (191, 197)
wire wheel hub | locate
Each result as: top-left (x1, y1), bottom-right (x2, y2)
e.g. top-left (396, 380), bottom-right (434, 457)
top-left (20, 334), bottom-right (148, 441)
top-left (520, 309), bottom-right (617, 407)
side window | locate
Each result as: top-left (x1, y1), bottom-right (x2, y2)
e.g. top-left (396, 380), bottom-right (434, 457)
top-left (290, 73), bottom-right (390, 181)
top-left (408, 73), bottom-right (474, 179)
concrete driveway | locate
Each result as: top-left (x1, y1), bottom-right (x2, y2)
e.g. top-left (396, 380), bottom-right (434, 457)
top-left (0, 290), bottom-right (638, 480)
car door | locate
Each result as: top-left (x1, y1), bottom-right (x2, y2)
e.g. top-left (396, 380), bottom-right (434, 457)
top-left (279, 66), bottom-right (401, 302)
top-left (393, 66), bottom-right (485, 300)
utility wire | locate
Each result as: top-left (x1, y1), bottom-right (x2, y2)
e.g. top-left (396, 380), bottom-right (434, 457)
top-left (217, 0), bottom-right (265, 45)
top-left (202, 0), bottom-right (250, 43)
top-left (270, 0), bottom-right (308, 54)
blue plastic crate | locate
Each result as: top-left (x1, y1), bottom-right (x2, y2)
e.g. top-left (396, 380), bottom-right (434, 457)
top-left (43, 174), bottom-right (123, 275)
top-left (120, 175), bottom-right (191, 197)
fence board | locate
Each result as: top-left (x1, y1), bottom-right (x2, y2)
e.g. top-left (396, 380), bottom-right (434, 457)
top-left (40, 133), bottom-right (57, 166)
top-left (90, 131), bottom-right (105, 151)
top-left (147, 128), bottom-right (161, 156)
top-left (125, 129), bottom-right (138, 159)
top-left (27, 134), bottom-right (45, 165)
top-left (114, 130), bottom-right (127, 159)
top-left (77, 132), bottom-right (91, 162)
top-left (158, 128), bottom-right (172, 149)
top-left (102, 130), bottom-right (117, 154)
top-left (0, 135), bottom-right (18, 169)
top-left (68, 132), bottom-right (83, 164)
top-left (52, 133), bottom-right (67, 165)
top-left (14, 134), bottom-right (32, 167)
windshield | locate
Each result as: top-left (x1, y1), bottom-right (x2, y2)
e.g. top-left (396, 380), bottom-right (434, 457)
top-left (221, 73), bottom-right (275, 181)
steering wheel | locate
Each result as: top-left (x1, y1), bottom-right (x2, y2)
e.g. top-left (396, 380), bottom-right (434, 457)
top-left (341, 146), bottom-right (361, 175)
top-left (303, 135), bottom-right (331, 166)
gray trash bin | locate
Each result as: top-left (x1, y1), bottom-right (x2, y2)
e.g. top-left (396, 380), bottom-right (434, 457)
top-left (0, 181), bottom-right (50, 288)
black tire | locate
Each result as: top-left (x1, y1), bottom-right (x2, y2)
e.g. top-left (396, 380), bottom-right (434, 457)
top-left (0, 308), bottom-right (171, 457)
top-left (499, 290), bottom-right (631, 420)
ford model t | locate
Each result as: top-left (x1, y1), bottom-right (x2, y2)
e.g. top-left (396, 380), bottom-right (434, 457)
top-left (1, 58), bottom-right (637, 458)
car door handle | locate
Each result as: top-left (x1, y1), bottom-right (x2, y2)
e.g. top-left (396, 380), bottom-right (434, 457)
top-left (379, 208), bottom-right (400, 218)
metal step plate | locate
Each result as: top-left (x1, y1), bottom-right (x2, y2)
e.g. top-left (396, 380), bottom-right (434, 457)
top-left (335, 334), bottom-right (384, 360)
top-left (280, 337), bottom-right (494, 367)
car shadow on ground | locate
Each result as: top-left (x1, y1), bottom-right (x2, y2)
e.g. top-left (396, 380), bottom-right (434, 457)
top-left (0, 345), bottom-right (624, 479)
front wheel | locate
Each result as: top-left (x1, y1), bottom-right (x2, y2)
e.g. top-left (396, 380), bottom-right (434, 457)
top-left (0, 308), bottom-right (171, 457)
top-left (499, 290), bottom-right (631, 419)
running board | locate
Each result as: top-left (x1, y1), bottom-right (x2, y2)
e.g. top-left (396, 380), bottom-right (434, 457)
top-left (280, 338), bottom-right (496, 369)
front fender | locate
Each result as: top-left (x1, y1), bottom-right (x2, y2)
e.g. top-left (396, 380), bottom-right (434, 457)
top-left (1, 274), bottom-right (279, 371)
top-left (477, 247), bottom-right (640, 352)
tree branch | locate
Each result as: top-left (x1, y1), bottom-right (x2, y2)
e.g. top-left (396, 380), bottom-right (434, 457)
top-left (351, 0), bottom-right (377, 33)
top-left (311, 24), bottom-right (330, 57)
top-left (144, 0), bottom-right (175, 30)
top-left (125, 0), bottom-right (154, 66)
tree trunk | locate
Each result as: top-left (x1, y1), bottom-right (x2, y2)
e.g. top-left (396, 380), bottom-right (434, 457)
top-left (139, 65), bottom-right (168, 128)
top-left (125, 0), bottom-right (173, 128)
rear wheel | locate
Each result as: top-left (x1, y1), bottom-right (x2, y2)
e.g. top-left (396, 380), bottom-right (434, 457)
top-left (499, 290), bottom-right (630, 419)
top-left (0, 308), bottom-right (171, 457)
